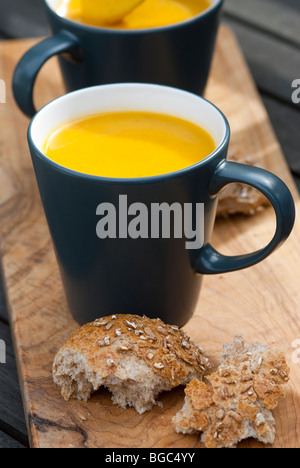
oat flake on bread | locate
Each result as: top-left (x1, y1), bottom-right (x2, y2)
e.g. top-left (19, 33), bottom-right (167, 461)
top-left (53, 314), bottom-right (211, 414)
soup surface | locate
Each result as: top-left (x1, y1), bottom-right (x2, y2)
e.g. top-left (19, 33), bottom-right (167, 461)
top-left (43, 111), bottom-right (216, 178)
top-left (56, 0), bottom-right (212, 29)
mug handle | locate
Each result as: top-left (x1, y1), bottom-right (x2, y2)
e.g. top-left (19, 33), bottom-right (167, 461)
top-left (12, 31), bottom-right (80, 118)
top-left (196, 160), bottom-right (295, 274)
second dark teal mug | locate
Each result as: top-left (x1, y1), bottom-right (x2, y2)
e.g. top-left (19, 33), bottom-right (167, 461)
top-left (27, 84), bottom-right (295, 326)
top-left (13, 0), bottom-right (223, 118)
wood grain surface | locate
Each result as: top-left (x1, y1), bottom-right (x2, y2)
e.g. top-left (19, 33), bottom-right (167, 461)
top-left (0, 26), bottom-right (299, 448)
top-left (224, 0), bottom-right (300, 47)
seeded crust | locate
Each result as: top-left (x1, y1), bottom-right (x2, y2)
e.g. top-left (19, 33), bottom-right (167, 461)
top-left (173, 336), bottom-right (289, 448)
top-left (53, 314), bottom-right (211, 414)
top-left (217, 151), bottom-right (270, 217)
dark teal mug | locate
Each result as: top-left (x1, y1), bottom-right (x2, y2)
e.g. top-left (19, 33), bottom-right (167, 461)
top-left (13, 0), bottom-right (223, 118)
top-left (27, 84), bottom-right (295, 326)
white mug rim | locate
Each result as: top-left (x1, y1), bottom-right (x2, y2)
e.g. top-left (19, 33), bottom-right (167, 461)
top-left (28, 83), bottom-right (230, 184)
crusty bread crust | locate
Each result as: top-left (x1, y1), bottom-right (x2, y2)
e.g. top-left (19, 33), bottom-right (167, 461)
top-left (173, 336), bottom-right (289, 448)
top-left (53, 315), bottom-right (211, 413)
top-left (217, 151), bottom-right (269, 217)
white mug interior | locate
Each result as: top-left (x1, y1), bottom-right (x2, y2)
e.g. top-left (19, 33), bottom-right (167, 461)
top-left (30, 83), bottom-right (228, 170)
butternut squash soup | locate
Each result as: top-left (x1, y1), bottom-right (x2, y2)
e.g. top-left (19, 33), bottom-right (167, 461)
top-left (43, 111), bottom-right (216, 178)
top-left (56, 0), bottom-right (212, 29)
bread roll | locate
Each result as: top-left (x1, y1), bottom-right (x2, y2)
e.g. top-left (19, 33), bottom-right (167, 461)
top-left (173, 336), bottom-right (289, 448)
top-left (53, 314), bottom-right (211, 414)
top-left (217, 151), bottom-right (269, 217)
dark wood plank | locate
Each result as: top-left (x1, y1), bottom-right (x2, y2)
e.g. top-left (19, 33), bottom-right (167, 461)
top-left (223, 17), bottom-right (300, 104)
top-left (0, 0), bottom-right (48, 38)
top-left (0, 430), bottom-right (25, 448)
top-left (262, 95), bottom-right (300, 176)
top-left (224, 0), bottom-right (300, 47)
top-left (0, 287), bottom-right (8, 323)
top-left (222, 18), bottom-right (300, 178)
top-left (294, 175), bottom-right (300, 192)
top-left (0, 322), bottom-right (29, 445)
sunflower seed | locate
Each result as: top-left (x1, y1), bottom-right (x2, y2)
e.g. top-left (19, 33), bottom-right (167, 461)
top-left (154, 363), bottom-right (164, 369)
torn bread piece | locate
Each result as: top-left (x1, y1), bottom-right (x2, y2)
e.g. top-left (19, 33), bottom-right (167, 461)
top-left (53, 315), bottom-right (211, 414)
top-left (173, 336), bottom-right (289, 448)
top-left (217, 151), bottom-right (270, 217)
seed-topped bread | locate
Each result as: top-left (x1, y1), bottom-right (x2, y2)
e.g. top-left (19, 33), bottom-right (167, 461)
top-left (53, 314), bottom-right (211, 414)
top-left (217, 151), bottom-right (269, 217)
top-left (173, 336), bottom-right (289, 448)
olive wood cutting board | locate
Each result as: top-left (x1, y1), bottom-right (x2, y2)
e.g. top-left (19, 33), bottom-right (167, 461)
top-left (0, 26), bottom-right (299, 448)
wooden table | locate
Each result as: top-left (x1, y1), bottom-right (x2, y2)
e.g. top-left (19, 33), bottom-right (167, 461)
top-left (0, 0), bottom-right (299, 448)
